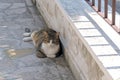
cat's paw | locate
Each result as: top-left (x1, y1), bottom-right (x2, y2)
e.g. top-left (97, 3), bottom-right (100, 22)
top-left (23, 37), bottom-right (32, 42)
top-left (23, 33), bottom-right (31, 37)
top-left (46, 54), bottom-right (56, 58)
top-left (36, 52), bottom-right (46, 58)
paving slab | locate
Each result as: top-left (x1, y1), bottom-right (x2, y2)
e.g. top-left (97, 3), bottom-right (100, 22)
top-left (0, 0), bottom-right (75, 80)
top-left (57, 0), bottom-right (120, 79)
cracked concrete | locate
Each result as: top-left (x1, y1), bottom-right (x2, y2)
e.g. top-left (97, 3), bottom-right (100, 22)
top-left (0, 0), bottom-right (75, 80)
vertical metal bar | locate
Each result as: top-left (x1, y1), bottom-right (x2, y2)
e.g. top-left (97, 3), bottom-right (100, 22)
top-left (104, 0), bottom-right (108, 18)
top-left (92, 0), bottom-right (95, 6)
top-left (112, 0), bottom-right (116, 25)
top-left (98, 0), bottom-right (101, 11)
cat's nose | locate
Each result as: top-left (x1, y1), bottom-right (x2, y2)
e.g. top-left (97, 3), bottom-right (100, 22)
top-left (50, 40), bottom-right (52, 44)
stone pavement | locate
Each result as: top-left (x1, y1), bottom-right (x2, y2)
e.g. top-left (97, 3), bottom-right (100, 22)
top-left (0, 0), bottom-right (75, 80)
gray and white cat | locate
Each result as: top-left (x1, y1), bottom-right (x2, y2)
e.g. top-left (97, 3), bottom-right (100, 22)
top-left (23, 28), bottom-right (62, 58)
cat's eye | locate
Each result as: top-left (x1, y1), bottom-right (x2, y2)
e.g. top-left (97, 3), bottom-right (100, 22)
top-left (43, 39), bottom-right (48, 43)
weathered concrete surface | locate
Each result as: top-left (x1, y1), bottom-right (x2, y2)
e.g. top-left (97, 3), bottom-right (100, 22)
top-left (35, 0), bottom-right (120, 80)
top-left (0, 0), bottom-right (75, 80)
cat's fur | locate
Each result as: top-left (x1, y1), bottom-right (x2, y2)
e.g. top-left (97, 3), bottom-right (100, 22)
top-left (23, 28), bottom-right (62, 58)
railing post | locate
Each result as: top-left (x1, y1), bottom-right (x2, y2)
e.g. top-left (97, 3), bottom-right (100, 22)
top-left (112, 0), bottom-right (116, 25)
top-left (98, 0), bottom-right (101, 12)
top-left (104, 0), bottom-right (108, 18)
top-left (85, 0), bottom-right (118, 32)
top-left (92, 0), bottom-right (95, 6)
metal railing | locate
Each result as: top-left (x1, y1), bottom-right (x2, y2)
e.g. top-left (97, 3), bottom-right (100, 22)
top-left (85, 0), bottom-right (120, 32)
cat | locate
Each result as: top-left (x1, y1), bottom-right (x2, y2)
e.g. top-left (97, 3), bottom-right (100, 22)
top-left (23, 28), bottom-right (63, 58)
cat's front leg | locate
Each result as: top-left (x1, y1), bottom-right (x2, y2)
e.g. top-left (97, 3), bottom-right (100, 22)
top-left (36, 50), bottom-right (46, 58)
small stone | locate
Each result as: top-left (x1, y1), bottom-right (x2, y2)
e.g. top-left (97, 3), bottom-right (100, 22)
top-left (25, 28), bottom-right (31, 32)
top-left (23, 33), bottom-right (31, 37)
top-left (23, 37), bottom-right (32, 42)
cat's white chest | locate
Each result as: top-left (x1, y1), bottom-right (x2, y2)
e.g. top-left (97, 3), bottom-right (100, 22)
top-left (41, 42), bottom-right (60, 58)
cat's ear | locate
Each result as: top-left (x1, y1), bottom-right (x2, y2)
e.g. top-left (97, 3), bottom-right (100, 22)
top-left (56, 32), bottom-right (60, 39)
top-left (43, 31), bottom-right (48, 38)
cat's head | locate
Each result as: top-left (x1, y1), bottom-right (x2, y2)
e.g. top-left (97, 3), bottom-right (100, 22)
top-left (43, 30), bottom-right (60, 45)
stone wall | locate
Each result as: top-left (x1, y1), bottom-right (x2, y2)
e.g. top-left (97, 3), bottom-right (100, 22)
top-left (35, 0), bottom-right (113, 80)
